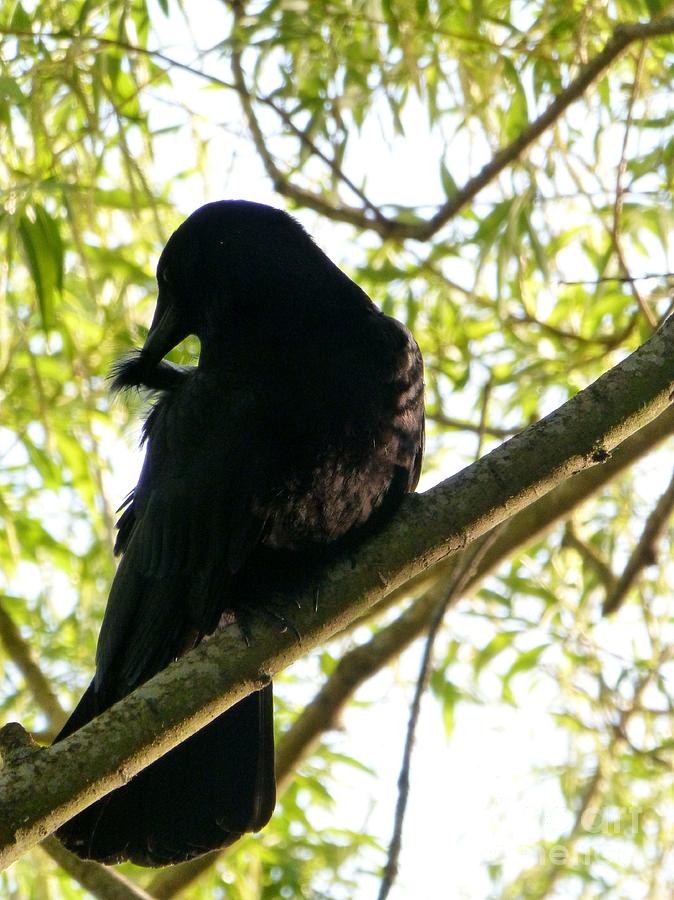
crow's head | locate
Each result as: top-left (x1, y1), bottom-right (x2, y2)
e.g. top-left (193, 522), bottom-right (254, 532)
top-left (111, 200), bottom-right (372, 390)
top-left (147, 200), bottom-right (315, 363)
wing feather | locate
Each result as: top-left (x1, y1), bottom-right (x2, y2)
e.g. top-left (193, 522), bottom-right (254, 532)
top-left (94, 377), bottom-right (268, 700)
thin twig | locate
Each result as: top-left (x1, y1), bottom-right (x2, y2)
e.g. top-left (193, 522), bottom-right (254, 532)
top-left (377, 531), bottom-right (500, 900)
top-left (562, 522), bottom-right (617, 591)
top-left (475, 375), bottom-right (494, 459)
top-left (428, 411), bottom-right (522, 439)
top-left (508, 309), bottom-right (638, 349)
top-left (611, 43), bottom-right (657, 328)
top-left (532, 649), bottom-right (670, 898)
top-left (559, 271), bottom-right (674, 286)
top-left (603, 467), bottom-right (674, 615)
top-left (533, 766), bottom-right (604, 898)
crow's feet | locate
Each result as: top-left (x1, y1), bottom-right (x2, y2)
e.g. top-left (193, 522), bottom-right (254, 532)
top-left (236, 595), bottom-right (302, 645)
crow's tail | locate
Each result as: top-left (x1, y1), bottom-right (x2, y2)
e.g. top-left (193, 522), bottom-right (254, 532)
top-left (54, 681), bottom-right (275, 866)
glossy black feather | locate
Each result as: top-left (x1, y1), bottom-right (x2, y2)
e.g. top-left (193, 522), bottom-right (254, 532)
top-left (54, 200), bottom-right (424, 866)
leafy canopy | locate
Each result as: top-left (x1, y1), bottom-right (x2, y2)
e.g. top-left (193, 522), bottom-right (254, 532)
top-left (2, 0), bottom-right (674, 897)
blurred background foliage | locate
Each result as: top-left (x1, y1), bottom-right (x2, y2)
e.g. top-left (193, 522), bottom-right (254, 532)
top-left (2, 0), bottom-right (674, 897)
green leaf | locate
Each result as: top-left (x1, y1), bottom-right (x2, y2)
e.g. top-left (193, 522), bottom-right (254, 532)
top-left (440, 159), bottom-right (457, 197)
top-left (9, 1), bottom-right (31, 30)
top-left (92, 188), bottom-right (168, 210)
top-left (474, 629), bottom-right (520, 672)
top-left (503, 644), bottom-right (549, 688)
top-left (503, 59), bottom-right (528, 142)
top-left (0, 76), bottom-right (23, 104)
top-left (18, 205), bottom-right (64, 331)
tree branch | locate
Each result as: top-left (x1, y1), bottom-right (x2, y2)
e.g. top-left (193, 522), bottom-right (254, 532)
top-left (149, 401), bottom-right (674, 899)
top-left (427, 411), bottom-right (522, 439)
top-left (562, 523), bottom-right (617, 591)
top-left (226, 14), bottom-right (674, 241)
top-left (0, 597), bottom-right (66, 731)
top-left (378, 532), bottom-right (498, 900)
top-left (611, 42), bottom-right (657, 328)
top-left (0, 609), bottom-right (160, 897)
top-left (407, 18), bottom-right (674, 242)
top-left (40, 837), bottom-right (155, 900)
top-left (0, 317), bottom-right (672, 870)
top-left (227, 2), bottom-right (390, 232)
top-left (603, 468), bottom-right (674, 615)
top-left (6, 18), bottom-right (674, 242)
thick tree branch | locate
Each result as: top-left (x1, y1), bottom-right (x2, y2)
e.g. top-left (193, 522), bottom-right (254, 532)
top-left (280, 406), bottom-right (674, 772)
top-left (148, 570), bottom-right (467, 898)
top-left (0, 317), bottom-right (672, 870)
top-left (0, 729), bottom-right (147, 899)
top-left (0, 612), bottom-right (161, 897)
top-left (150, 403), bottom-right (674, 899)
top-left (0, 602), bottom-right (156, 897)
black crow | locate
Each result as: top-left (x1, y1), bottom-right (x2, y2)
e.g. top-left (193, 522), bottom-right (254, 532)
top-left (54, 200), bottom-right (425, 866)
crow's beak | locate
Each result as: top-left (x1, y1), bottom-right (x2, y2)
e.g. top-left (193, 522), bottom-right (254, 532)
top-left (141, 295), bottom-right (189, 365)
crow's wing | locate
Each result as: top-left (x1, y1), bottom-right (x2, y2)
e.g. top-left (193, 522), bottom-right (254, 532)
top-left (95, 376), bottom-right (272, 701)
top-left (55, 376), bottom-right (278, 864)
